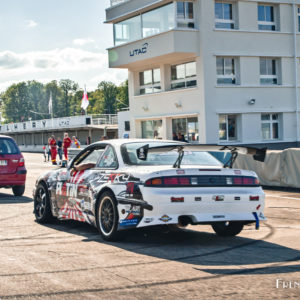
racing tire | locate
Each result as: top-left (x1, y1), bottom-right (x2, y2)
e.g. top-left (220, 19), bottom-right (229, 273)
top-left (34, 183), bottom-right (53, 223)
top-left (212, 221), bottom-right (244, 237)
top-left (96, 191), bottom-right (119, 241)
top-left (12, 185), bottom-right (25, 196)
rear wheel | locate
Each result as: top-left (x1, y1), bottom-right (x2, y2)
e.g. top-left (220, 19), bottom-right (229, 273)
top-left (34, 183), bottom-right (53, 223)
top-left (97, 191), bottom-right (119, 241)
top-left (12, 185), bottom-right (25, 196)
top-left (212, 221), bottom-right (244, 237)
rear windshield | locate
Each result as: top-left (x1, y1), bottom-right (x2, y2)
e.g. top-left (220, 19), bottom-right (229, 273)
top-left (0, 138), bottom-right (20, 154)
top-left (121, 142), bottom-right (222, 167)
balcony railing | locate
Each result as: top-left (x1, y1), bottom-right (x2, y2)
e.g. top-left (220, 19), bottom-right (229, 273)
top-left (110, 0), bottom-right (129, 7)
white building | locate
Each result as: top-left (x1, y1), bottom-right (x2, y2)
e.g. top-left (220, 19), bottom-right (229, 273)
top-left (106, 0), bottom-right (300, 149)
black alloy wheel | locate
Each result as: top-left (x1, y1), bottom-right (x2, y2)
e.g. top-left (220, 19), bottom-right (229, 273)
top-left (34, 183), bottom-right (53, 223)
top-left (97, 191), bottom-right (119, 241)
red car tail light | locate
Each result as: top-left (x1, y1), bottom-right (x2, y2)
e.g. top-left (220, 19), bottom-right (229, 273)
top-left (250, 196), bottom-right (259, 201)
top-left (18, 158), bottom-right (25, 167)
top-left (243, 177), bottom-right (255, 185)
top-left (179, 177), bottom-right (190, 185)
top-left (164, 177), bottom-right (179, 185)
top-left (233, 177), bottom-right (243, 185)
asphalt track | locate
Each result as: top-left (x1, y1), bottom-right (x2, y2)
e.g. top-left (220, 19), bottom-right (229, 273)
top-left (0, 153), bottom-right (299, 299)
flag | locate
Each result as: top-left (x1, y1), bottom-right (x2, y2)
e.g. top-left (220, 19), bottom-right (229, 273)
top-left (81, 85), bottom-right (89, 110)
top-left (48, 92), bottom-right (53, 117)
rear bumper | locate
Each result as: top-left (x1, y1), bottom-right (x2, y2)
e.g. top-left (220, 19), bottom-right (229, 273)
top-left (136, 186), bottom-right (266, 227)
top-left (0, 172), bottom-right (26, 187)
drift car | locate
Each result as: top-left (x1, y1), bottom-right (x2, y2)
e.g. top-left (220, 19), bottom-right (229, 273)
top-left (33, 139), bottom-right (266, 241)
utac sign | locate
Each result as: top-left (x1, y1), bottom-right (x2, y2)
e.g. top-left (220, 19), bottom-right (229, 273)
top-left (129, 43), bottom-right (149, 57)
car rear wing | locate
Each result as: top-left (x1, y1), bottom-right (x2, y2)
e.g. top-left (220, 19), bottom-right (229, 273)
top-left (136, 144), bottom-right (267, 168)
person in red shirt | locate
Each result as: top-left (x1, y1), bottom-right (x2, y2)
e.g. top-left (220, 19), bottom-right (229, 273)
top-left (62, 132), bottom-right (72, 160)
top-left (49, 135), bottom-right (57, 165)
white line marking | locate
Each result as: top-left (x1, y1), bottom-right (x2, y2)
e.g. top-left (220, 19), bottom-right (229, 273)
top-left (266, 194), bottom-right (300, 201)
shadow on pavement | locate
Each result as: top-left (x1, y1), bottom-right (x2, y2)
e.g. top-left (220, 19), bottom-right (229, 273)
top-left (0, 193), bottom-right (33, 204)
top-left (39, 219), bottom-right (300, 274)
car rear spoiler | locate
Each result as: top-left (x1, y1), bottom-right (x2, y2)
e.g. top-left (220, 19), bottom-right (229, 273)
top-left (136, 144), bottom-right (267, 168)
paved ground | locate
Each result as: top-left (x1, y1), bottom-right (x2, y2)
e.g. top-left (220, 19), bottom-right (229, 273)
top-left (0, 153), bottom-right (299, 299)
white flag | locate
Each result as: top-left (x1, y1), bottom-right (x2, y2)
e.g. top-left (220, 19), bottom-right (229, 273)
top-left (48, 92), bottom-right (53, 116)
top-left (81, 86), bottom-right (89, 110)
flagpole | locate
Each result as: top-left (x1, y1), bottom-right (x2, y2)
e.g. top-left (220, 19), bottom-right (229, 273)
top-left (84, 85), bottom-right (87, 115)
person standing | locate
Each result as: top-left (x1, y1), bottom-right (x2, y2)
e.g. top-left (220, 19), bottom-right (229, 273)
top-left (63, 132), bottom-right (72, 160)
top-left (71, 136), bottom-right (80, 148)
top-left (47, 138), bottom-right (51, 161)
top-left (49, 135), bottom-right (57, 165)
top-left (57, 137), bottom-right (63, 161)
top-left (42, 144), bottom-right (47, 162)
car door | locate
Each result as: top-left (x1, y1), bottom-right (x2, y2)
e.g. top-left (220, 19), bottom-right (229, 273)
top-left (55, 145), bottom-right (105, 222)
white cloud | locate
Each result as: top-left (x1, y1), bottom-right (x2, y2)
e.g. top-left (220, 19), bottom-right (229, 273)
top-left (26, 20), bottom-right (38, 28)
top-left (73, 38), bottom-right (95, 46)
top-left (0, 48), bottom-right (128, 92)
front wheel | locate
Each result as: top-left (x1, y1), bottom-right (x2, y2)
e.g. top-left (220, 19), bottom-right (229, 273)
top-left (12, 185), bottom-right (25, 196)
top-left (212, 221), bottom-right (244, 237)
top-left (96, 192), bottom-right (119, 241)
top-left (34, 183), bottom-right (53, 223)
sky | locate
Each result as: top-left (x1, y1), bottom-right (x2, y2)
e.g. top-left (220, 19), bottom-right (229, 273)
top-left (0, 0), bottom-right (127, 92)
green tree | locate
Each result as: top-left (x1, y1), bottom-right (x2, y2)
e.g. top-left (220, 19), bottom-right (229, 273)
top-left (59, 79), bottom-right (79, 117)
top-left (116, 80), bottom-right (129, 112)
top-left (2, 82), bottom-right (31, 122)
top-left (98, 81), bottom-right (118, 114)
top-left (45, 81), bottom-right (63, 118)
top-left (27, 80), bottom-right (46, 120)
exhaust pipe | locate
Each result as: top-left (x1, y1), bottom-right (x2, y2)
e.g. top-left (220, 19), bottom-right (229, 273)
top-left (178, 216), bottom-right (192, 227)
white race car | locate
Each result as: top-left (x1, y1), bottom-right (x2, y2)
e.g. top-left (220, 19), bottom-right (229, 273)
top-left (33, 139), bottom-right (266, 241)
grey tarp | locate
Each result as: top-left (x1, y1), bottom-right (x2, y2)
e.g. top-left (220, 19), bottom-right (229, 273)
top-left (233, 148), bottom-right (300, 188)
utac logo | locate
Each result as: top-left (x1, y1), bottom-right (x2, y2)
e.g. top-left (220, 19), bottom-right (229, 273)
top-left (129, 43), bottom-right (149, 57)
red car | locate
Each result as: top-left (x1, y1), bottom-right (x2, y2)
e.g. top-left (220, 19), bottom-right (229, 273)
top-left (0, 135), bottom-right (26, 196)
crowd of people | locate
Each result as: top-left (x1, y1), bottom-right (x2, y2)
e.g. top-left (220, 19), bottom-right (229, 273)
top-left (43, 133), bottom-right (81, 165)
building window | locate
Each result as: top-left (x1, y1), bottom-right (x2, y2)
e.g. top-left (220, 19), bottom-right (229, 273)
top-left (261, 114), bottom-right (279, 140)
top-left (258, 4), bottom-right (276, 31)
top-left (141, 120), bottom-right (163, 139)
top-left (219, 115), bottom-right (237, 141)
top-left (114, 3), bottom-right (175, 45)
top-left (215, 1), bottom-right (235, 29)
top-left (139, 68), bottom-right (161, 94)
top-left (216, 57), bottom-right (236, 84)
top-left (171, 61), bottom-right (197, 89)
top-left (176, 1), bottom-right (194, 28)
top-left (260, 58), bottom-right (278, 85)
top-left (124, 121), bottom-right (130, 131)
top-left (114, 15), bottom-right (141, 46)
top-left (142, 3), bottom-right (175, 38)
top-left (172, 117), bottom-right (199, 142)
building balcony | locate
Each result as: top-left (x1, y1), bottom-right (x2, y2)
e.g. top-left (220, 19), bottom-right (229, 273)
top-left (108, 29), bottom-right (199, 69)
top-left (106, 0), bottom-right (171, 23)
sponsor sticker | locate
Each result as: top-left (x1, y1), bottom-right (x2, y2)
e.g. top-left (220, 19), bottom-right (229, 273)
top-left (159, 215), bottom-right (172, 223)
top-left (144, 217), bottom-right (154, 224)
top-left (120, 218), bottom-right (139, 226)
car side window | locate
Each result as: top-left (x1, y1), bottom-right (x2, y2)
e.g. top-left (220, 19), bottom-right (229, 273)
top-left (97, 146), bottom-right (118, 169)
top-left (75, 148), bottom-right (105, 166)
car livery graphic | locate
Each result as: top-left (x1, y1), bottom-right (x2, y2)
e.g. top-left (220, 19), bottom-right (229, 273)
top-left (33, 139), bottom-right (266, 241)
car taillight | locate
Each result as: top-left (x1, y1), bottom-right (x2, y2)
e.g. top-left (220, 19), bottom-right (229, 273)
top-left (18, 158), bottom-right (25, 167)
top-left (233, 177), bottom-right (258, 186)
top-left (164, 177), bottom-right (179, 185)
